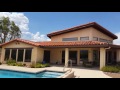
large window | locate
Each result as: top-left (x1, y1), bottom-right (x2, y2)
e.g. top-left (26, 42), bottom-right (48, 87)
top-left (18, 49), bottom-right (24, 62)
top-left (62, 37), bottom-right (78, 41)
top-left (80, 50), bottom-right (88, 61)
top-left (99, 38), bottom-right (112, 44)
top-left (25, 49), bottom-right (32, 62)
top-left (93, 37), bottom-right (98, 41)
top-left (80, 37), bottom-right (89, 41)
top-left (5, 49), bottom-right (10, 60)
top-left (11, 49), bottom-right (17, 60)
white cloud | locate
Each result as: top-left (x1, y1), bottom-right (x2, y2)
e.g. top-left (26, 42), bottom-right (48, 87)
top-left (0, 12), bottom-right (50, 42)
top-left (22, 32), bottom-right (51, 42)
top-left (114, 32), bottom-right (120, 45)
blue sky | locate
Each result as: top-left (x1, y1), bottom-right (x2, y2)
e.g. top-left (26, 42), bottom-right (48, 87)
top-left (24, 12), bottom-right (120, 34)
top-left (0, 12), bottom-right (120, 44)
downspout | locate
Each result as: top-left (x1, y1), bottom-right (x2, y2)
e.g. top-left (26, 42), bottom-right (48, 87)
top-left (105, 42), bottom-right (111, 50)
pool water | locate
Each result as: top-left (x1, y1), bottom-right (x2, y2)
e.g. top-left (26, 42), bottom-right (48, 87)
top-left (0, 69), bottom-right (64, 78)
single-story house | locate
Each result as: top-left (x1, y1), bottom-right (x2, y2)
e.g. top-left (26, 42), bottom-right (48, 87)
top-left (0, 22), bottom-right (120, 69)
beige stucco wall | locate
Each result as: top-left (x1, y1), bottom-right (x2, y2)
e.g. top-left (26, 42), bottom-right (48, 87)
top-left (51, 27), bottom-right (93, 41)
top-left (0, 41), bottom-right (42, 63)
top-left (91, 27), bottom-right (113, 41)
top-left (50, 48), bottom-right (62, 64)
top-left (50, 27), bottom-right (113, 42)
top-left (36, 47), bottom-right (44, 62)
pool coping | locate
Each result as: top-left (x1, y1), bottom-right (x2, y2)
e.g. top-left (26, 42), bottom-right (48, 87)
top-left (0, 66), bottom-right (72, 78)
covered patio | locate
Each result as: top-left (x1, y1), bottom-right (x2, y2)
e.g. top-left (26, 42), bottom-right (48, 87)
top-left (42, 42), bottom-right (120, 69)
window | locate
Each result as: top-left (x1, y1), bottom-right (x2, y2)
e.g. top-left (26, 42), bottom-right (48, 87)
top-left (11, 49), bottom-right (17, 60)
top-left (18, 49), bottom-right (24, 62)
top-left (62, 37), bottom-right (78, 41)
top-left (99, 38), bottom-right (112, 44)
top-left (25, 49), bottom-right (32, 62)
top-left (80, 50), bottom-right (88, 61)
top-left (93, 37), bottom-right (98, 41)
top-left (5, 49), bottom-right (10, 60)
top-left (80, 37), bottom-right (89, 41)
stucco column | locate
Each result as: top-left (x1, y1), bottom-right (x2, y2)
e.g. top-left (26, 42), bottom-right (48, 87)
top-left (100, 48), bottom-right (106, 69)
top-left (9, 49), bottom-right (12, 59)
top-left (16, 49), bottom-right (18, 62)
top-left (88, 48), bottom-right (93, 62)
top-left (65, 48), bottom-right (69, 67)
top-left (77, 50), bottom-right (80, 65)
top-left (23, 49), bottom-right (26, 63)
top-left (117, 50), bottom-right (120, 62)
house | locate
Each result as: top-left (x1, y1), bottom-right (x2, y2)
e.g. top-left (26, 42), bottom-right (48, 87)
top-left (0, 22), bottom-right (120, 69)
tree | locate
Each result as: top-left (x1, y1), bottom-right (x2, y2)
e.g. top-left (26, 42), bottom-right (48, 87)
top-left (0, 17), bottom-right (21, 43)
top-left (9, 21), bottom-right (21, 40)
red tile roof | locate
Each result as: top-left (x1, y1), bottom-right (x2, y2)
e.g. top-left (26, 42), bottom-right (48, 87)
top-left (0, 38), bottom-right (109, 48)
top-left (47, 22), bottom-right (118, 39)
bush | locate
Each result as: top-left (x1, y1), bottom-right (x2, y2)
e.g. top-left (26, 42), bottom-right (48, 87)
top-left (44, 63), bottom-right (50, 67)
top-left (30, 63), bottom-right (50, 68)
top-left (16, 63), bottom-right (24, 66)
top-left (101, 66), bottom-right (119, 73)
top-left (6, 59), bottom-right (16, 65)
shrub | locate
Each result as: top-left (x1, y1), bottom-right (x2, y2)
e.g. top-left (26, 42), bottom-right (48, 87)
top-left (23, 63), bottom-right (26, 66)
top-left (44, 63), bottom-right (50, 67)
top-left (29, 63), bottom-right (50, 68)
top-left (101, 66), bottom-right (119, 73)
top-left (6, 59), bottom-right (16, 65)
top-left (16, 63), bottom-right (23, 66)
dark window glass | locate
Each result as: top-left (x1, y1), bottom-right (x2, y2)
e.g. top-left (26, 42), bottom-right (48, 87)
top-left (62, 37), bottom-right (78, 41)
top-left (80, 37), bottom-right (89, 41)
top-left (5, 49), bottom-right (10, 60)
top-left (93, 37), bottom-right (98, 41)
top-left (18, 49), bottom-right (24, 62)
top-left (25, 49), bottom-right (32, 62)
top-left (11, 49), bottom-right (17, 60)
top-left (80, 50), bottom-right (88, 61)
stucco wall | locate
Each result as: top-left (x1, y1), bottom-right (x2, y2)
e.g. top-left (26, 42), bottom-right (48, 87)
top-left (0, 41), bottom-right (39, 63)
top-left (50, 48), bottom-right (63, 64)
top-left (91, 27), bottom-right (113, 41)
top-left (51, 27), bottom-right (93, 41)
top-left (36, 47), bottom-right (44, 62)
top-left (50, 27), bottom-right (114, 42)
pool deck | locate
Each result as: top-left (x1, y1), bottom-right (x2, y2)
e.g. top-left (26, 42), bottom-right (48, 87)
top-left (0, 64), bottom-right (111, 78)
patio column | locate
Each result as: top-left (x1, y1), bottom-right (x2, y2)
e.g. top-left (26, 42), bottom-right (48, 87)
top-left (9, 49), bottom-right (12, 59)
top-left (100, 48), bottom-right (106, 69)
top-left (88, 48), bottom-right (93, 62)
top-left (77, 50), bottom-right (80, 65)
top-left (117, 50), bottom-right (120, 62)
top-left (16, 49), bottom-right (18, 62)
top-left (65, 48), bottom-right (69, 67)
top-left (23, 49), bottom-right (26, 63)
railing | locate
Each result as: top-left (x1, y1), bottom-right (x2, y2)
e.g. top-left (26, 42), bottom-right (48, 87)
top-left (63, 60), bottom-right (72, 72)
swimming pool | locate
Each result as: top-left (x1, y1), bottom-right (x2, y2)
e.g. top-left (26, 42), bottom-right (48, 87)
top-left (0, 69), bottom-right (64, 78)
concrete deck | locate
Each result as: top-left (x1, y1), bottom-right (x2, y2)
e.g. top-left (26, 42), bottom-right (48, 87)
top-left (0, 64), bottom-right (111, 78)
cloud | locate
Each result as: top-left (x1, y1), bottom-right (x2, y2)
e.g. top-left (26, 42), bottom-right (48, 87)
top-left (113, 32), bottom-right (120, 45)
top-left (22, 32), bottom-right (51, 42)
top-left (0, 12), bottom-right (50, 41)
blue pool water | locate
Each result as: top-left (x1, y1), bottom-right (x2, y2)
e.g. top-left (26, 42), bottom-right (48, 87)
top-left (0, 69), bottom-right (64, 78)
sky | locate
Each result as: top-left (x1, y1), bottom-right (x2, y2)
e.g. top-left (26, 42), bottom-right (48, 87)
top-left (0, 12), bottom-right (120, 44)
